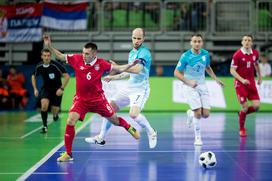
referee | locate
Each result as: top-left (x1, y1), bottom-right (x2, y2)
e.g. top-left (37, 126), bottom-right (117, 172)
top-left (32, 48), bottom-right (70, 133)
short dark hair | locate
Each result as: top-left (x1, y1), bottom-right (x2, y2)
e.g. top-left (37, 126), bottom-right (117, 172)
top-left (84, 42), bottom-right (98, 51)
top-left (191, 33), bottom-right (203, 39)
top-left (41, 48), bottom-right (51, 54)
top-left (243, 34), bottom-right (254, 41)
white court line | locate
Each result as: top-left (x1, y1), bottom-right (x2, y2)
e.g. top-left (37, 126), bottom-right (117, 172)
top-left (57, 150), bottom-right (272, 153)
top-left (16, 116), bottom-right (92, 181)
top-left (20, 120), bottom-right (53, 139)
top-left (32, 172), bottom-right (68, 175)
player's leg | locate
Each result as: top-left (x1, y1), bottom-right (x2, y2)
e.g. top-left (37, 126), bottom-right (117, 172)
top-left (246, 86), bottom-right (261, 115)
top-left (51, 94), bottom-right (62, 121)
top-left (85, 100), bottom-right (121, 145)
top-left (236, 85), bottom-right (249, 136)
top-left (57, 112), bottom-right (79, 162)
top-left (130, 105), bottom-right (157, 149)
top-left (192, 108), bottom-right (203, 146)
top-left (40, 98), bottom-right (50, 133)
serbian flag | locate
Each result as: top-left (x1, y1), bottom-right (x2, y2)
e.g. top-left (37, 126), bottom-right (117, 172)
top-left (41, 1), bottom-right (89, 30)
top-left (0, 4), bottom-right (42, 42)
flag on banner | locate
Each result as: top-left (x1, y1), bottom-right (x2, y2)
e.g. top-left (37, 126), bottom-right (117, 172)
top-left (41, 1), bottom-right (89, 30)
top-left (0, 4), bottom-right (42, 42)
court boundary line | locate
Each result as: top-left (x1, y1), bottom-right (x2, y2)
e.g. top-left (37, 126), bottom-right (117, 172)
top-left (16, 116), bottom-right (92, 181)
top-left (55, 150), bottom-right (272, 153)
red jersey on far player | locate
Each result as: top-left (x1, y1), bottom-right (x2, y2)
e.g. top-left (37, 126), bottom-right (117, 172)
top-left (231, 47), bottom-right (259, 82)
top-left (66, 54), bottom-right (111, 102)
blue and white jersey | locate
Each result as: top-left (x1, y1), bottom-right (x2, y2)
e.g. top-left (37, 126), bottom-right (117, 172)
top-left (127, 44), bottom-right (151, 89)
top-left (175, 48), bottom-right (210, 84)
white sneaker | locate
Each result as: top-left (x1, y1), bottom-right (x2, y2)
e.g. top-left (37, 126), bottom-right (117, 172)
top-left (85, 135), bottom-right (106, 146)
top-left (148, 129), bottom-right (157, 149)
top-left (194, 137), bottom-right (203, 146)
top-left (186, 109), bottom-right (193, 128)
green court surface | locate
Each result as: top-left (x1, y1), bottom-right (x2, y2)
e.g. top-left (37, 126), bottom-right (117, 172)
top-left (0, 111), bottom-right (90, 181)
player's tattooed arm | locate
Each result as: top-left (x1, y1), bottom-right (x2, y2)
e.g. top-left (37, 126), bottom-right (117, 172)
top-left (104, 72), bottom-right (130, 82)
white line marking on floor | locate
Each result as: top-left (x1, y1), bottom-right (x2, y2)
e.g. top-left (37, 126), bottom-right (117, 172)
top-left (32, 172), bottom-right (68, 175)
top-left (16, 116), bottom-right (92, 181)
top-left (58, 150), bottom-right (272, 153)
top-left (20, 120), bottom-right (53, 139)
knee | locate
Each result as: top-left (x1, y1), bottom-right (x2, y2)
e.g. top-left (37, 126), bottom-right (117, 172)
top-left (67, 117), bottom-right (77, 126)
top-left (110, 101), bottom-right (119, 112)
top-left (202, 113), bottom-right (210, 118)
top-left (40, 106), bottom-right (48, 112)
top-left (129, 112), bottom-right (139, 119)
top-left (194, 112), bottom-right (202, 119)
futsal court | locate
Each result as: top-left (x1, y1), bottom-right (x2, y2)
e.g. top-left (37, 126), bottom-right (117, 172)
top-left (0, 111), bottom-right (271, 181)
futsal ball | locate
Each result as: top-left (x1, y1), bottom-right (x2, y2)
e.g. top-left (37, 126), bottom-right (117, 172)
top-left (199, 151), bottom-right (217, 169)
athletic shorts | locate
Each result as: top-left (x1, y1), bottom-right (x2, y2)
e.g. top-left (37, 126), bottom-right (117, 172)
top-left (69, 95), bottom-right (114, 121)
top-left (234, 80), bottom-right (260, 104)
top-left (39, 88), bottom-right (62, 107)
top-left (185, 83), bottom-right (210, 110)
top-left (111, 86), bottom-right (150, 110)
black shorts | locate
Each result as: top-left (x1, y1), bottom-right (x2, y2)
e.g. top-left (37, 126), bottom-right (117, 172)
top-left (39, 88), bottom-right (62, 107)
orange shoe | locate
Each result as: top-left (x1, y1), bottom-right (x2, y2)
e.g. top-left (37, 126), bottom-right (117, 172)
top-left (239, 128), bottom-right (247, 137)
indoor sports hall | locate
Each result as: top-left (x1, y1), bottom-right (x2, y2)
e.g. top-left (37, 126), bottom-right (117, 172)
top-left (0, 0), bottom-right (272, 181)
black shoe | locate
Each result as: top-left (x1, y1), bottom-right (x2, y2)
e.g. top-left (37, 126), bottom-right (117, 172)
top-left (40, 127), bottom-right (48, 134)
top-left (53, 114), bottom-right (59, 121)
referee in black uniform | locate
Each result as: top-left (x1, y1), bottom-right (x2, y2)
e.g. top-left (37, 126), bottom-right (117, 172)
top-left (32, 48), bottom-right (70, 133)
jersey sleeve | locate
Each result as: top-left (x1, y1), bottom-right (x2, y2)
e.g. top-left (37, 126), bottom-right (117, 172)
top-left (137, 48), bottom-right (151, 67)
top-left (101, 59), bottom-right (112, 72)
top-left (206, 53), bottom-right (211, 67)
top-left (254, 50), bottom-right (259, 65)
top-left (231, 52), bottom-right (239, 69)
top-left (32, 64), bottom-right (41, 77)
top-left (175, 54), bottom-right (187, 72)
top-left (53, 60), bottom-right (67, 74)
top-left (65, 54), bottom-right (77, 68)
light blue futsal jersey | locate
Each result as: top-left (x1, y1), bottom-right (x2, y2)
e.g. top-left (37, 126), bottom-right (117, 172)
top-left (127, 44), bottom-right (151, 88)
top-left (175, 48), bottom-right (210, 84)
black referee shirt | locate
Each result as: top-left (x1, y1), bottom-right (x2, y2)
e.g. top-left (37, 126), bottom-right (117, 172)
top-left (33, 60), bottom-right (67, 91)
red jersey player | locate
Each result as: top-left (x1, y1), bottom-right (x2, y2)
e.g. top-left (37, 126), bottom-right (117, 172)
top-left (44, 35), bottom-right (140, 162)
top-left (230, 35), bottom-right (262, 137)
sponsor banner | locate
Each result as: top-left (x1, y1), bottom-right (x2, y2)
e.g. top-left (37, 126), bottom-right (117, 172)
top-left (0, 4), bottom-right (42, 42)
top-left (256, 80), bottom-right (272, 104)
top-left (173, 80), bottom-right (226, 108)
top-left (41, 1), bottom-right (88, 30)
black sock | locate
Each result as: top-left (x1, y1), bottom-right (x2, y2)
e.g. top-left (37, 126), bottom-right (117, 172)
top-left (41, 111), bottom-right (48, 127)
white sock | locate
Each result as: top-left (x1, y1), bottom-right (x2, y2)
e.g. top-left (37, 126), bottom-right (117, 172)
top-left (193, 116), bottom-right (201, 139)
top-left (99, 118), bottom-right (112, 139)
top-left (134, 114), bottom-right (154, 134)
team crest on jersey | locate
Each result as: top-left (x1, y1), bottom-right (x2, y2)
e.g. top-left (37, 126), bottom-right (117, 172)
top-left (201, 56), bottom-right (206, 62)
top-left (80, 66), bottom-right (84, 70)
top-left (49, 73), bottom-right (55, 79)
top-left (94, 64), bottom-right (100, 71)
top-left (252, 56), bottom-right (256, 61)
top-left (242, 58), bottom-right (245, 61)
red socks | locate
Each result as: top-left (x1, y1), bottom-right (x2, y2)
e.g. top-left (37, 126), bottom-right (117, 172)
top-left (118, 117), bottom-right (130, 130)
top-left (246, 106), bottom-right (256, 115)
top-left (239, 106), bottom-right (256, 130)
top-left (239, 111), bottom-right (246, 130)
top-left (64, 125), bottom-right (75, 156)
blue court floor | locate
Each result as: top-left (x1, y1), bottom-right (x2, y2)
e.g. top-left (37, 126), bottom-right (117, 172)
top-left (19, 113), bottom-right (272, 181)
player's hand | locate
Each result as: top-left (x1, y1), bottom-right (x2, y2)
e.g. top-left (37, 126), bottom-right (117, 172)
top-left (104, 75), bottom-right (113, 82)
top-left (216, 79), bottom-right (225, 87)
top-left (242, 79), bottom-right (250, 85)
top-left (43, 34), bottom-right (51, 47)
top-left (257, 77), bottom-right (262, 85)
top-left (56, 88), bottom-right (63, 96)
top-left (34, 89), bottom-right (39, 97)
top-left (188, 80), bottom-right (197, 88)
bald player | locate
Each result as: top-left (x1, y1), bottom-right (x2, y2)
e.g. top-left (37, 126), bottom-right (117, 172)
top-left (85, 28), bottom-right (157, 149)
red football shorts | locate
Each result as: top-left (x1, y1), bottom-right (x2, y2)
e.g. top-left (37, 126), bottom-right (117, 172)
top-left (69, 97), bottom-right (114, 121)
top-left (235, 81), bottom-right (260, 104)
